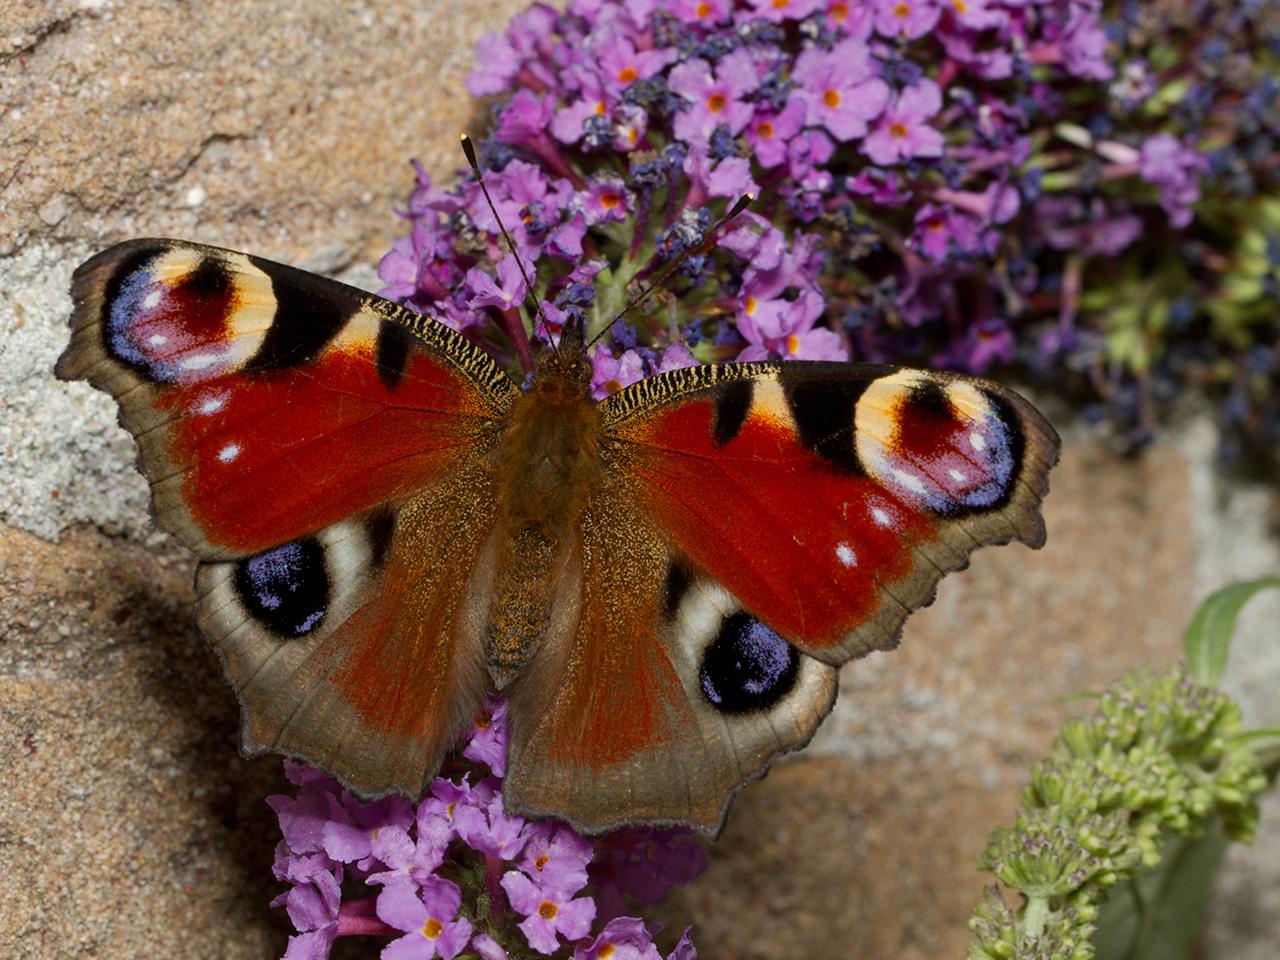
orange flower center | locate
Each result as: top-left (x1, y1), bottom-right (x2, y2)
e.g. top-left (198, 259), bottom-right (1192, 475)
top-left (823, 89), bottom-right (841, 108)
top-left (785, 335), bottom-right (800, 354)
top-left (831, 1), bottom-right (849, 20)
top-left (599, 946), bottom-right (617, 959)
top-left (594, 100), bottom-right (607, 116)
top-left (618, 66), bottom-right (638, 84)
top-left (696, 1), bottom-right (711, 16)
top-left (952, 0), bottom-right (968, 10)
top-left (423, 918), bottom-right (443, 940)
top-left (772, 0), bottom-right (789, 7)
top-left (893, 1), bottom-right (910, 16)
top-left (707, 93), bottom-right (726, 113)
top-left (605, 378), bottom-right (622, 395)
top-left (744, 295), bottom-right (758, 316)
top-left (756, 120), bottom-right (774, 138)
top-left (599, 192), bottom-right (622, 210)
top-left (890, 122), bottom-right (908, 138)
top-left (539, 901), bottom-right (559, 920)
top-left (535, 854), bottom-right (550, 871)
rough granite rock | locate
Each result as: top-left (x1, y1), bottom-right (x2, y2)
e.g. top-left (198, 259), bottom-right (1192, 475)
top-left (1, 3), bottom-right (1277, 959)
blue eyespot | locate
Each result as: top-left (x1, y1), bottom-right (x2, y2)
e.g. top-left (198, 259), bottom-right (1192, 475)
top-left (699, 613), bottom-right (799, 713)
top-left (234, 539), bottom-right (328, 637)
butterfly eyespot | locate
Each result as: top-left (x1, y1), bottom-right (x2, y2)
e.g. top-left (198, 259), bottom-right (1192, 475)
top-left (233, 539), bottom-right (329, 638)
top-left (699, 613), bottom-right (799, 713)
top-left (103, 246), bottom-right (273, 384)
top-left (855, 371), bottom-right (1021, 514)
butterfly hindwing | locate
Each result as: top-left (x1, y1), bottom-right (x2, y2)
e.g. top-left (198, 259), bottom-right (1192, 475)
top-left (197, 464), bottom-right (500, 798)
top-left (503, 486), bottom-right (838, 835)
top-left (58, 239), bottom-right (516, 559)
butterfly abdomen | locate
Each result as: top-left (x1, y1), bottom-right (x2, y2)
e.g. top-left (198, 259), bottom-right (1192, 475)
top-left (485, 369), bottom-right (603, 687)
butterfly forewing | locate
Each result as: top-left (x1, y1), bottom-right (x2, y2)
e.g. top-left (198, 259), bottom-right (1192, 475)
top-left (601, 361), bottom-right (1059, 663)
top-left (58, 239), bottom-right (515, 559)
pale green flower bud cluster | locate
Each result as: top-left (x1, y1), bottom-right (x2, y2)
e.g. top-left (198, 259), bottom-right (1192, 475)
top-left (967, 665), bottom-right (1268, 960)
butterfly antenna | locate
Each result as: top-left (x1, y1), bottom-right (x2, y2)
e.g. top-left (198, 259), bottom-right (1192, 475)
top-left (460, 134), bottom-right (559, 358)
top-left (585, 193), bottom-right (754, 350)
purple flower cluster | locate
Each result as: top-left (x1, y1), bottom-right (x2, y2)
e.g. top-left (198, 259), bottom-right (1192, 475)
top-left (378, 0), bottom-right (1280, 460)
top-left (269, 695), bottom-right (706, 959)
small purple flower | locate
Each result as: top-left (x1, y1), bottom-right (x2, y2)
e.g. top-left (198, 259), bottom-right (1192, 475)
top-left (502, 869), bottom-right (597, 956)
top-left (552, 74), bottom-right (611, 146)
top-left (462, 693), bottom-right (509, 776)
top-left (581, 175), bottom-right (634, 225)
top-left (467, 31), bottom-right (519, 96)
top-left (873, 0), bottom-right (940, 39)
top-left (321, 794), bottom-right (414, 871)
top-left (467, 256), bottom-right (529, 312)
top-left (746, 0), bottom-right (824, 23)
top-left (746, 98), bottom-right (806, 168)
top-left (1139, 133), bottom-right (1208, 228)
top-left (365, 824), bottom-right (446, 888)
top-left (455, 789), bottom-right (528, 860)
top-left (792, 38), bottom-right (890, 142)
top-left (656, 343), bottom-right (697, 373)
top-left (518, 821), bottom-right (595, 893)
top-left (668, 51), bottom-right (757, 144)
top-left (281, 871), bottom-right (341, 960)
top-left (598, 36), bottom-right (675, 93)
top-left (377, 878), bottom-right (474, 960)
top-left (573, 917), bottom-right (661, 960)
top-left (912, 203), bottom-right (982, 260)
top-left (738, 289), bottom-right (846, 361)
top-left (664, 0), bottom-right (732, 24)
top-left (591, 348), bottom-right (646, 399)
top-left (862, 80), bottom-right (945, 165)
top-left (955, 317), bottom-right (1016, 372)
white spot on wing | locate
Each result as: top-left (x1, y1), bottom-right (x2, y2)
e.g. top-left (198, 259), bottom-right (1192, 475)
top-left (142, 290), bottom-right (162, 309)
top-left (871, 507), bottom-right (892, 527)
top-left (948, 468), bottom-right (968, 482)
top-left (197, 393), bottom-right (226, 415)
top-left (217, 443), bottom-right (241, 463)
top-left (891, 468), bottom-right (927, 495)
top-left (181, 352), bottom-right (224, 371)
top-left (969, 431), bottom-right (986, 451)
top-left (835, 543), bottom-right (857, 567)
top-left (147, 334), bottom-right (167, 347)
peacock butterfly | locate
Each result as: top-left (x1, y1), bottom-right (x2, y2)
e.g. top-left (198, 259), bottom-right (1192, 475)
top-left (57, 236), bottom-right (1058, 835)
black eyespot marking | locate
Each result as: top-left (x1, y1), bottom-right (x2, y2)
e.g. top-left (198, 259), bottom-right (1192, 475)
top-left (699, 613), bottom-right (799, 713)
top-left (713, 379), bottom-right (753, 446)
top-left (374, 319), bottom-right (414, 389)
top-left (662, 562), bottom-right (693, 619)
top-left (783, 377), bottom-right (872, 473)
top-left (907, 377), bottom-right (953, 420)
top-left (234, 538), bottom-right (329, 637)
top-left (245, 255), bottom-right (358, 370)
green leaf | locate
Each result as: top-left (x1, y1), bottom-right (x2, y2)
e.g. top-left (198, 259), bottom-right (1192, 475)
top-left (1183, 577), bottom-right (1280, 687)
top-left (1093, 821), bottom-right (1230, 960)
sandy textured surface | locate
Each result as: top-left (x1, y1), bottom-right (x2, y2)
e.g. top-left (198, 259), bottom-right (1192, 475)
top-left (2, 2), bottom-right (1277, 959)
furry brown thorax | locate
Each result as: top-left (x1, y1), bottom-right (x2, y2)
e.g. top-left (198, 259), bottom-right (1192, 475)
top-left (486, 338), bottom-right (600, 687)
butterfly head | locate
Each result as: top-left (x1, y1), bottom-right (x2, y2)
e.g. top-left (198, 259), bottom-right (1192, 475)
top-left (533, 309), bottom-right (592, 388)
